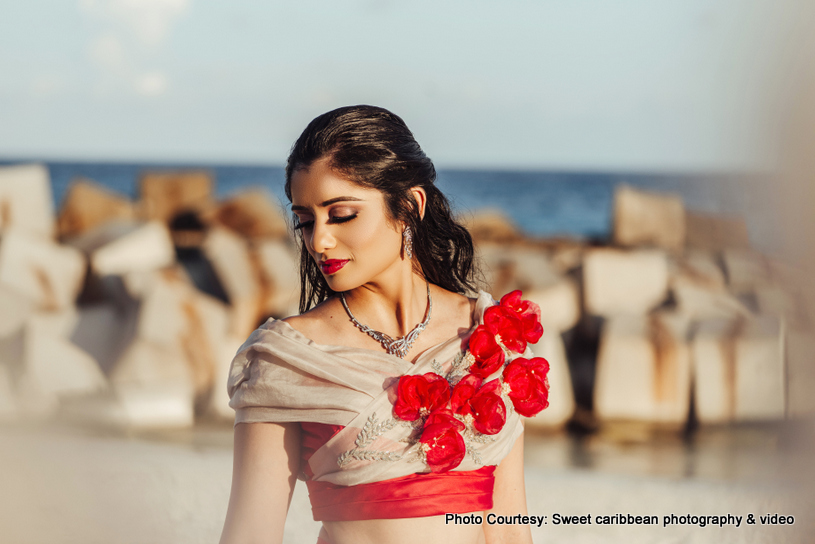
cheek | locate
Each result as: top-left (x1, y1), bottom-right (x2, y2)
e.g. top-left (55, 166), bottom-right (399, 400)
top-left (346, 216), bottom-right (401, 255)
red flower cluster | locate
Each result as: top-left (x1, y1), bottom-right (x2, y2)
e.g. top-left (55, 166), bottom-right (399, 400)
top-left (502, 357), bottom-right (550, 417)
top-left (392, 290), bottom-right (549, 472)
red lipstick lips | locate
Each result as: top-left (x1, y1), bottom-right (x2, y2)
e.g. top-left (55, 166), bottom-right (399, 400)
top-left (320, 259), bottom-right (349, 275)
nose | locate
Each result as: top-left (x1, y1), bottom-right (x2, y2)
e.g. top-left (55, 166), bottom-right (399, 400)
top-left (308, 221), bottom-right (336, 255)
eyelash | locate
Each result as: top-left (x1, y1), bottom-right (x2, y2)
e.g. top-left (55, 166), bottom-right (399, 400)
top-left (293, 214), bottom-right (357, 231)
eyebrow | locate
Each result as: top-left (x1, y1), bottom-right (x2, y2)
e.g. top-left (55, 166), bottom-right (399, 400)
top-left (291, 196), bottom-right (365, 212)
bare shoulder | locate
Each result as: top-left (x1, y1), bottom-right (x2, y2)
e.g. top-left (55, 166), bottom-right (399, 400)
top-left (430, 285), bottom-right (478, 329)
top-left (280, 296), bottom-right (345, 342)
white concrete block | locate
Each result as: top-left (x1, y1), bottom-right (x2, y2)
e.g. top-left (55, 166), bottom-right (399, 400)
top-left (525, 279), bottom-right (580, 333)
top-left (115, 383), bottom-right (194, 428)
top-left (613, 184), bottom-right (685, 252)
top-left (90, 221), bottom-right (175, 276)
top-left (208, 334), bottom-right (246, 420)
top-left (0, 164), bottom-right (54, 238)
top-left (208, 188), bottom-right (288, 239)
top-left (787, 332), bottom-right (815, 418)
top-left (584, 249), bottom-right (669, 316)
top-left (734, 316), bottom-right (785, 421)
top-left (0, 230), bottom-right (86, 310)
top-left (57, 180), bottom-right (135, 239)
top-left (524, 331), bottom-right (575, 428)
top-left (111, 340), bottom-right (192, 389)
top-left (755, 284), bottom-right (803, 326)
top-left (0, 286), bottom-right (33, 337)
top-left (594, 313), bottom-right (691, 424)
top-left (24, 322), bottom-right (107, 398)
top-left (691, 319), bottom-right (738, 424)
top-left (139, 171), bottom-right (213, 223)
top-left (256, 240), bottom-right (300, 317)
top-left (672, 275), bottom-right (750, 321)
top-left (723, 249), bottom-right (770, 292)
top-left (203, 227), bottom-right (261, 337)
top-left (111, 339), bottom-right (195, 427)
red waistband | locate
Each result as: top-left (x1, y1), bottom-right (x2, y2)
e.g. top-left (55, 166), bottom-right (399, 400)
top-left (306, 465), bottom-right (495, 521)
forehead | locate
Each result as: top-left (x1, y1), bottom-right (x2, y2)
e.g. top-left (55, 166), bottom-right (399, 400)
top-left (289, 158), bottom-right (381, 207)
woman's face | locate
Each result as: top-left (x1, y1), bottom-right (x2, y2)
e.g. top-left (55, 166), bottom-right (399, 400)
top-left (289, 157), bottom-right (405, 292)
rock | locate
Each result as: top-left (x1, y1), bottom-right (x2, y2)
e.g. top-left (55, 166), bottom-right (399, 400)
top-left (685, 212), bottom-right (750, 252)
top-left (57, 180), bottom-right (136, 239)
top-left (207, 188), bottom-right (288, 239)
top-left (594, 313), bottom-right (692, 424)
top-left (722, 249), bottom-right (770, 292)
top-left (613, 184), bottom-right (685, 252)
top-left (672, 277), bottom-right (750, 321)
top-left (139, 171), bottom-right (214, 223)
top-left (125, 269), bottom-right (230, 404)
top-left (524, 331), bottom-right (575, 428)
top-left (111, 340), bottom-right (195, 427)
top-left (675, 251), bottom-right (726, 289)
top-left (71, 302), bottom-right (139, 375)
top-left (115, 383), bottom-right (195, 428)
top-left (202, 227), bottom-right (262, 337)
top-left (88, 221), bottom-right (176, 276)
top-left (583, 249), bottom-right (669, 316)
top-left (734, 316), bottom-right (785, 421)
top-left (690, 319), bottom-right (739, 424)
top-left (0, 164), bottom-right (54, 238)
top-left (0, 287), bottom-right (33, 337)
top-left (525, 279), bottom-right (580, 333)
top-left (549, 244), bottom-right (584, 274)
top-left (255, 239), bottom-right (300, 318)
top-left (787, 332), bottom-right (815, 418)
top-left (0, 230), bottom-right (86, 310)
top-left (13, 368), bottom-right (59, 420)
top-left (670, 255), bottom-right (750, 321)
top-left (207, 334), bottom-right (246, 420)
top-left (23, 313), bottom-right (107, 398)
top-left (755, 284), bottom-right (804, 326)
top-left (463, 210), bottom-right (522, 243)
top-left (478, 243), bottom-right (561, 296)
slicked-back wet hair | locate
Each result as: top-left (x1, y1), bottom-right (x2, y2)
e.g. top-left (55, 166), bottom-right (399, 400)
top-left (285, 105), bottom-right (479, 313)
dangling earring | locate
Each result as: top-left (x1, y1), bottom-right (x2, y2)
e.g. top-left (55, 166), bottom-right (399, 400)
top-left (403, 226), bottom-right (413, 260)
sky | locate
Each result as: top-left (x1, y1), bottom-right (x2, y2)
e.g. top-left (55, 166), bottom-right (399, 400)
top-left (0, 0), bottom-right (812, 172)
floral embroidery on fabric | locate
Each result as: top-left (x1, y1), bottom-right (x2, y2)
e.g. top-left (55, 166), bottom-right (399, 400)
top-left (336, 290), bottom-right (550, 473)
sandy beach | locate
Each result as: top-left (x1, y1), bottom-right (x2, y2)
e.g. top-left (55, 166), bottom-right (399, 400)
top-left (1, 420), bottom-right (812, 544)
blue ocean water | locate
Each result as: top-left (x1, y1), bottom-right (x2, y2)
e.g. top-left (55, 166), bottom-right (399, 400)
top-left (3, 160), bottom-right (778, 252)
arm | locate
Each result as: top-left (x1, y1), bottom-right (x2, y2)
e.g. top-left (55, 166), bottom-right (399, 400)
top-left (219, 421), bottom-right (302, 544)
top-left (483, 431), bottom-right (533, 544)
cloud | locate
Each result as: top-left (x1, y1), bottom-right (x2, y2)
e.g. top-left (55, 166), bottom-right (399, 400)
top-left (136, 72), bottom-right (167, 96)
top-left (79, 0), bottom-right (190, 47)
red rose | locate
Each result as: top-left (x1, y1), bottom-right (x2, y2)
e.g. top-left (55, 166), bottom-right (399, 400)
top-left (499, 290), bottom-right (544, 345)
top-left (468, 325), bottom-right (505, 378)
top-left (424, 408), bottom-right (466, 431)
top-left (393, 373), bottom-right (451, 421)
top-left (451, 374), bottom-right (483, 415)
top-left (484, 305), bottom-right (527, 353)
top-left (420, 416), bottom-right (466, 472)
top-left (502, 357), bottom-right (550, 417)
top-left (463, 379), bottom-right (507, 435)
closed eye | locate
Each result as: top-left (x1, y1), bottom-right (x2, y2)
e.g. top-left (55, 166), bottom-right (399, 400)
top-left (293, 214), bottom-right (357, 231)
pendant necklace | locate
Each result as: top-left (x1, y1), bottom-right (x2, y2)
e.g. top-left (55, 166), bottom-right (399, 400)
top-left (340, 282), bottom-right (432, 359)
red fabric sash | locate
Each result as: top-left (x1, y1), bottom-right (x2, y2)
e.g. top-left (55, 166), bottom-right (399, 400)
top-left (306, 465), bottom-right (495, 521)
top-left (301, 422), bottom-right (495, 521)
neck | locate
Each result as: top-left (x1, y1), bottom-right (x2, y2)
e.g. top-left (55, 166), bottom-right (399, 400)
top-left (343, 263), bottom-right (428, 338)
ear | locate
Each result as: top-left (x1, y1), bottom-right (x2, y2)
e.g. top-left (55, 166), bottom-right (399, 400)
top-left (409, 186), bottom-right (427, 220)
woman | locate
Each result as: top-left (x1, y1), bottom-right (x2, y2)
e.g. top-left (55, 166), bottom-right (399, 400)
top-left (220, 105), bottom-right (548, 544)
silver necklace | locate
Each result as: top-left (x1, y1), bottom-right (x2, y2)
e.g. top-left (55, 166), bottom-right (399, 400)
top-left (340, 283), bottom-right (432, 359)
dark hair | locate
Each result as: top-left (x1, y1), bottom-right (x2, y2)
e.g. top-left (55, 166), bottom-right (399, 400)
top-left (285, 105), bottom-right (480, 313)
